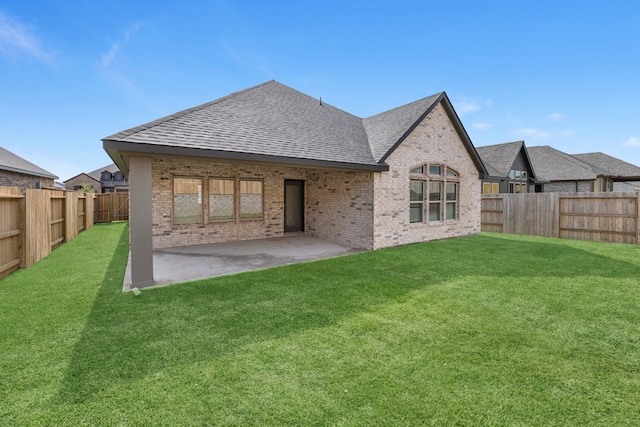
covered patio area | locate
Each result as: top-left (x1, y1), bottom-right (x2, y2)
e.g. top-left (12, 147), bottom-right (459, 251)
top-left (123, 234), bottom-right (365, 290)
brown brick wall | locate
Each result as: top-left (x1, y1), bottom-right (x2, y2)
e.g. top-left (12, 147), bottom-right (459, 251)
top-left (305, 169), bottom-right (374, 249)
top-left (0, 170), bottom-right (55, 190)
top-left (64, 174), bottom-right (101, 192)
top-left (151, 156), bottom-right (374, 249)
top-left (372, 102), bottom-right (482, 249)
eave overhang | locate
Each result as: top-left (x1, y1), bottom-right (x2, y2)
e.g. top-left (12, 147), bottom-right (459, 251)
top-left (103, 140), bottom-right (390, 177)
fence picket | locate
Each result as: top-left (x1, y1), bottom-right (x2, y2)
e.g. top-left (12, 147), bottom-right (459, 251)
top-left (0, 186), bottom-right (97, 278)
top-left (481, 192), bottom-right (639, 245)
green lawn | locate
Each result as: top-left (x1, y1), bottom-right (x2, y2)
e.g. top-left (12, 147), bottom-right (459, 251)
top-left (1, 222), bottom-right (639, 426)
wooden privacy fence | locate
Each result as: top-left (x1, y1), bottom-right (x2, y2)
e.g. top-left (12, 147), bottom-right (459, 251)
top-left (95, 192), bottom-right (129, 222)
top-left (0, 186), bottom-right (95, 279)
top-left (481, 192), bottom-right (640, 245)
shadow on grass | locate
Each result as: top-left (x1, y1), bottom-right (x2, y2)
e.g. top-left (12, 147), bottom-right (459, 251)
top-left (54, 232), bottom-right (640, 404)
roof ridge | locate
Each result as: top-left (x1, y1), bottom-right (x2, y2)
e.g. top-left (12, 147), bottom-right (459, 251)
top-left (476, 140), bottom-right (524, 149)
top-left (364, 91), bottom-right (444, 120)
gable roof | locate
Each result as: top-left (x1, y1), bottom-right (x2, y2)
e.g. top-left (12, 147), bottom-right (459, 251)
top-left (528, 145), bottom-right (608, 182)
top-left (0, 146), bottom-right (58, 180)
top-left (87, 163), bottom-right (121, 181)
top-left (363, 93), bottom-right (442, 161)
top-left (571, 152), bottom-right (640, 180)
top-left (103, 80), bottom-right (486, 177)
top-left (476, 141), bottom-right (537, 178)
top-left (63, 172), bottom-right (101, 185)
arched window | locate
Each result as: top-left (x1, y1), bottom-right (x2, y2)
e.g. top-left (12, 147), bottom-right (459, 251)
top-left (409, 165), bottom-right (460, 223)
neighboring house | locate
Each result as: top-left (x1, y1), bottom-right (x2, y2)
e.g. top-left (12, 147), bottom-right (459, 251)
top-left (529, 146), bottom-right (640, 193)
top-left (571, 152), bottom-right (640, 192)
top-left (103, 80), bottom-right (487, 287)
top-left (476, 141), bottom-right (541, 193)
top-left (64, 163), bottom-right (129, 193)
top-left (0, 146), bottom-right (58, 190)
top-left (613, 181), bottom-right (640, 192)
top-left (93, 163), bottom-right (129, 193)
top-left (64, 172), bottom-right (101, 192)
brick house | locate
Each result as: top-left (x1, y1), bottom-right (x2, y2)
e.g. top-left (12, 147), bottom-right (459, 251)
top-left (103, 81), bottom-right (487, 287)
top-left (64, 163), bottom-right (129, 193)
top-left (0, 146), bottom-right (58, 190)
top-left (64, 172), bottom-right (101, 192)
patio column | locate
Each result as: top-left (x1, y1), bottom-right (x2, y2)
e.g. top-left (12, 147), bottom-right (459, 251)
top-left (129, 155), bottom-right (154, 287)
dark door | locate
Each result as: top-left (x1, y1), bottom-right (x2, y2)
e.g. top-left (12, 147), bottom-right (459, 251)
top-left (284, 180), bottom-right (304, 232)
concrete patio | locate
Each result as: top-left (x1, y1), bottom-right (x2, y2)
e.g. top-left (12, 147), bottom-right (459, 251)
top-left (123, 234), bottom-right (365, 290)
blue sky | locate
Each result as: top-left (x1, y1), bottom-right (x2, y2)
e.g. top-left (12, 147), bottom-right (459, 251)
top-left (1, 1), bottom-right (639, 181)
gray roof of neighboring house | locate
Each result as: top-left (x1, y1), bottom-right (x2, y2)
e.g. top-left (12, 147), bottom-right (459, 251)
top-left (476, 141), bottom-right (530, 178)
top-left (103, 80), bottom-right (486, 176)
top-left (614, 181), bottom-right (640, 192)
top-left (0, 146), bottom-right (58, 180)
top-left (87, 163), bottom-right (121, 181)
top-left (63, 172), bottom-right (101, 184)
top-left (571, 152), bottom-right (640, 179)
top-left (528, 145), bottom-right (607, 181)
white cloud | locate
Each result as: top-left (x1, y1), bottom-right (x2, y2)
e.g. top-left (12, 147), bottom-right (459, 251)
top-left (99, 22), bottom-right (142, 70)
top-left (100, 43), bottom-right (120, 68)
top-left (547, 113), bottom-right (565, 122)
top-left (454, 97), bottom-right (493, 116)
top-left (456, 100), bottom-right (481, 115)
top-left (223, 42), bottom-right (242, 62)
top-left (473, 122), bottom-right (492, 130)
top-left (511, 128), bottom-right (574, 140)
top-left (624, 137), bottom-right (640, 147)
top-left (0, 11), bottom-right (54, 63)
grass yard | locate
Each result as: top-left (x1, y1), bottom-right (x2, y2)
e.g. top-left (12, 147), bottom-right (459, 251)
top-left (1, 222), bottom-right (639, 426)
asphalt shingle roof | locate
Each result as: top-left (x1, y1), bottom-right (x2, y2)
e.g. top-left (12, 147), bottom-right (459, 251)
top-left (104, 80), bottom-right (482, 174)
top-left (87, 163), bottom-right (121, 181)
top-left (106, 81), bottom-right (377, 167)
top-left (475, 141), bottom-right (525, 178)
top-left (528, 146), bottom-right (601, 181)
top-left (571, 152), bottom-right (640, 178)
top-left (363, 93), bottom-right (442, 162)
top-left (0, 146), bottom-right (58, 179)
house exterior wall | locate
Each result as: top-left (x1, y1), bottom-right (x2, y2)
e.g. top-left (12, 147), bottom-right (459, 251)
top-left (544, 180), bottom-right (593, 193)
top-left (0, 170), bottom-right (54, 189)
top-left (372, 102), bottom-right (482, 249)
top-left (305, 169), bottom-right (374, 249)
top-left (64, 174), bottom-right (101, 192)
top-left (150, 156), bottom-right (374, 249)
